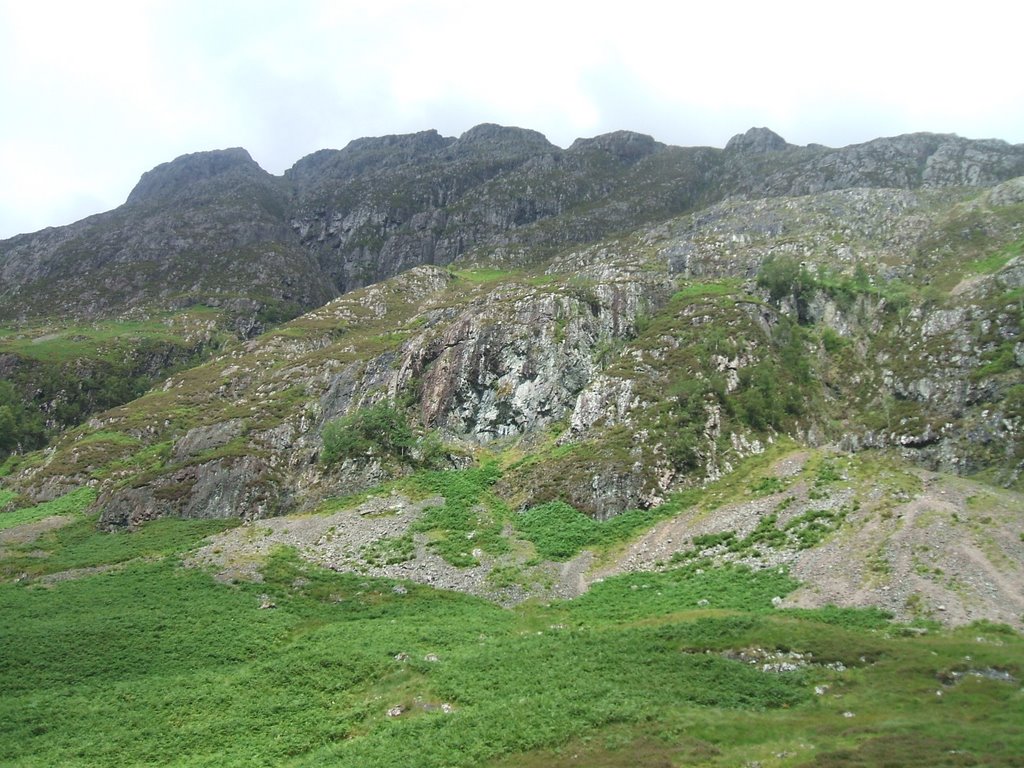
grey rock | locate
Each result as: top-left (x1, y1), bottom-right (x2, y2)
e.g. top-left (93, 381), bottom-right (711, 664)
top-left (725, 127), bottom-right (790, 154)
top-left (172, 419), bottom-right (245, 462)
top-left (98, 455), bottom-right (278, 527)
top-left (997, 256), bottom-right (1024, 290)
top-left (568, 130), bottom-right (664, 163)
top-left (126, 147), bottom-right (264, 206)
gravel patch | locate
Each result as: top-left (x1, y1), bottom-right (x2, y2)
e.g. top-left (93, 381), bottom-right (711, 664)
top-left (187, 492), bottom-right (584, 605)
top-left (187, 451), bottom-right (1024, 628)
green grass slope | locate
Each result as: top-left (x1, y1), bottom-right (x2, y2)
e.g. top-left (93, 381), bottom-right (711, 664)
top-left (1, 470), bottom-right (1022, 768)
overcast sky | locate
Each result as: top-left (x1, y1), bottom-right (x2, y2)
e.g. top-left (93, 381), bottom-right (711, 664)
top-left (1, 0), bottom-right (1022, 239)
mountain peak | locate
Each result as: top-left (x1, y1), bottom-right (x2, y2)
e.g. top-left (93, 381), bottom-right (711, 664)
top-left (126, 147), bottom-right (264, 205)
top-left (568, 130), bottom-right (663, 163)
top-left (455, 123), bottom-right (556, 152)
top-left (341, 129), bottom-right (451, 156)
top-left (286, 130), bottom-right (454, 186)
top-left (725, 127), bottom-right (790, 154)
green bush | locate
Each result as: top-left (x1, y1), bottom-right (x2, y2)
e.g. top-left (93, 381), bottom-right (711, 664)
top-left (821, 326), bottom-right (846, 354)
top-left (415, 430), bottom-right (449, 469)
top-left (974, 342), bottom-right (1019, 379)
top-left (732, 362), bottom-right (792, 430)
top-left (751, 476), bottom-right (785, 495)
top-left (757, 255), bottom-right (815, 304)
top-left (407, 463), bottom-right (508, 566)
top-left (516, 501), bottom-right (598, 560)
top-left (321, 402), bottom-right (414, 465)
top-left (0, 381), bottom-right (45, 459)
top-left (1003, 384), bottom-right (1024, 420)
top-left (515, 500), bottom-right (674, 561)
top-left (691, 531), bottom-right (738, 550)
top-left (664, 379), bottom-right (708, 471)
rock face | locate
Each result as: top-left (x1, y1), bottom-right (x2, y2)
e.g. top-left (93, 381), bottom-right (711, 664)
top-left (568, 130), bottom-right (664, 162)
top-left (4, 126), bottom-right (1023, 325)
top-left (719, 132), bottom-right (1024, 199)
top-left (0, 147), bottom-right (330, 326)
top-left (99, 454), bottom-right (278, 527)
top-left (400, 276), bottom-right (664, 442)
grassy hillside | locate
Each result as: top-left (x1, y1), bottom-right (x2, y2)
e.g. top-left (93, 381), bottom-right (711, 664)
top-left (1, 453), bottom-right (1022, 767)
top-left (0, 308), bottom-right (236, 460)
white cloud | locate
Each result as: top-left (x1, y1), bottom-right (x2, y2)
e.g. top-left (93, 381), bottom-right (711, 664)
top-left (1, 0), bottom-right (1022, 238)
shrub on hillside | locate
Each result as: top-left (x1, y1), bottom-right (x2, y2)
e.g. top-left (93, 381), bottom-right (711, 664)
top-left (320, 402), bottom-right (413, 465)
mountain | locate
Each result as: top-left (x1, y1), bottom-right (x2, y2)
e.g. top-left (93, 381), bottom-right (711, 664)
top-left (4, 125), bottom-right (1022, 325)
top-left (2, 122), bottom-right (1022, 607)
top-left (2, 124), bottom-right (1023, 767)
top-left (3, 125), bottom-right (1023, 448)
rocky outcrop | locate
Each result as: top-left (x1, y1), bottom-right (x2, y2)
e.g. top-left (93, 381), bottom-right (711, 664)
top-left (397, 267), bottom-right (669, 442)
top-left (411, 292), bottom-right (606, 440)
top-left (563, 374), bottom-right (637, 439)
top-left (126, 148), bottom-right (269, 207)
top-left (0, 147), bottom-right (330, 324)
top-left (568, 130), bottom-right (664, 163)
top-left (725, 127), bottom-right (791, 154)
top-left (171, 419), bottom-right (246, 463)
top-left (720, 133), bottom-right (1024, 199)
top-left (286, 130), bottom-right (455, 191)
top-left (99, 454), bottom-right (279, 528)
